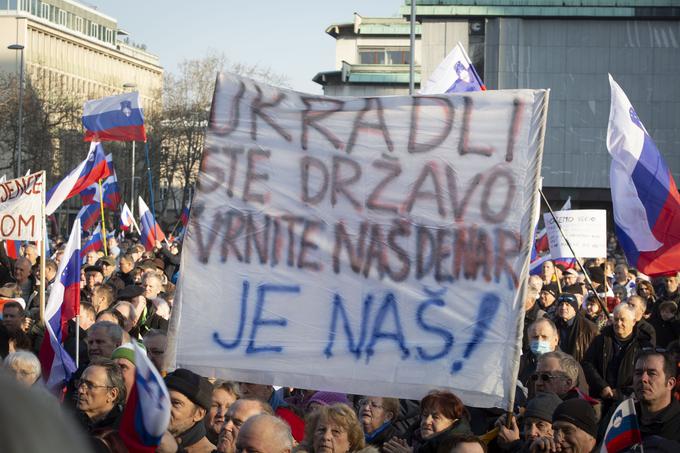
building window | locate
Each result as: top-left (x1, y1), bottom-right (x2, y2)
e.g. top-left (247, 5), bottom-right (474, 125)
top-left (359, 47), bottom-right (411, 65)
top-left (359, 48), bottom-right (385, 65)
top-left (58, 10), bottom-right (66, 26)
top-left (75, 16), bottom-right (82, 33)
top-left (40, 2), bottom-right (48, 18)
top-left (386, 48), bottom-right (411, 65)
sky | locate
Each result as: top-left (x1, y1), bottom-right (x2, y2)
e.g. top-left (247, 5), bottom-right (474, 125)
top-left (85, 0), bottom-right (406, 94)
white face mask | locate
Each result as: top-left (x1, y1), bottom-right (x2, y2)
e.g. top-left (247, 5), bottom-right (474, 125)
top-left (530, 339), bottom-right (552, 356)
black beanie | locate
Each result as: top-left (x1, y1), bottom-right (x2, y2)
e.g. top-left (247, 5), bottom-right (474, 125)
top-left (524, 392), bottom-right (563, 423)
top-left (164, 368), bottom-right (212, 410)
top-left (552, 399), bottom-right (598, 438)
top-left (557, 293), bottom-right (580, 313)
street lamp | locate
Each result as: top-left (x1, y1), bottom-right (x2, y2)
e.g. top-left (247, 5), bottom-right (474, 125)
top-left (8, 44), bottom-right (25, 178)
top-left (123, 82), bottom-right (137, 215)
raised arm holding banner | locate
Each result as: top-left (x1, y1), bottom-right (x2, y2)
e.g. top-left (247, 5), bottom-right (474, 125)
top-left (168, 73), bottom-right (548, 409)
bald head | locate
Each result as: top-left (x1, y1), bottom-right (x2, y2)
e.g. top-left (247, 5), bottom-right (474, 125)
top-left (235, 414), bottom-right (292, 453)
top-left (14, 257), bottom-right (32, 283)
top-left (217, 399), bottom-right (273, 453)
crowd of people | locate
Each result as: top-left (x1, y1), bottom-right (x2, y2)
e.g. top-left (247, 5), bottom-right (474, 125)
top-left (0, 230), bottom-right (679, 453)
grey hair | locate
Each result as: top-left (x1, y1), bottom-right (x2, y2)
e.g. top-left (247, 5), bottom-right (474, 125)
top-left (213, 380), bottom-right (241, 399)
top-left (539, 350), bottom-right (579, 383)
top-left (87, 358), bottom-right (127, 405)
top-left (89, 321), bottom-right (124, 348)
top-left (3, 351), bottom-right (41, 379)
top-left (529, 317), bottom-right (558, 339)
top-left (243, 414), bottom-right (293, 449)
top-left (113, 301), bottom-right (137, 322)
top-left (613, 303), bottom-right (636, 319)
top-left (528, 275), bottom-right (543, 292)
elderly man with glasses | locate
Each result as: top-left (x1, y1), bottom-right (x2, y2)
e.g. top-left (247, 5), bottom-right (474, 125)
top-left (75, 358), bottom-right (127, 451)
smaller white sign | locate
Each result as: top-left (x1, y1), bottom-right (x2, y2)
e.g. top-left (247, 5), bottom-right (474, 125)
top-left (0, 172), bottom-right (44, 241)
top-left (544, 209), bottom-right (606, 258)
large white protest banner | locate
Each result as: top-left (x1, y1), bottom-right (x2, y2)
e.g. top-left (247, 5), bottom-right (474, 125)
top-left (544, 210), bottom-right (606, 259)
top-left (0, 172), bottom-right (44, 241)
top-left (169, 73), bottom-right (548, 408)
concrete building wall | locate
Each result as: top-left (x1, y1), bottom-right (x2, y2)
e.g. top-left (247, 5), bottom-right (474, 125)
top-left (480, 18), bottom-right (680, 189)
top-left (0, 15), bottom-right (162, 108)
top-left (420, 19), bottom-right (468, 85)
top-left (323, 84), bottom-right (411, 97)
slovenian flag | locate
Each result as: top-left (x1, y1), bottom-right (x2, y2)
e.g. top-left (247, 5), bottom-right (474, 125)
top-left (420, 42), bottom-right (485, 94)
top-left (45, 142), bottom-right (111, 215)
top-left (607, 75), bottom-right (680, 276)
top-left (139, 197), bottom-right (166, 251)
top-left (38, 218), bottom-right (80, 392)
top-left (120, 202), bottom-right (139, 234)
top-left (81, 224), bottom-right (103, 259)
top-left (180, 204), bottom-right (190, 227)
top-left (119, 342), bottom-right (171, 452)
top-left (83, 92), bottom-right (146, 142)
top-left (102, 154), bottom-right (122, 210)
top-left (77, 203), bottom-right (101, 232)
top-left (601, 398), bottom-right (642, 453)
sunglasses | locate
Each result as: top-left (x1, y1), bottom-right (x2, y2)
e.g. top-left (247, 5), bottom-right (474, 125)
top-left (530, 373), bottom-right (565, 382)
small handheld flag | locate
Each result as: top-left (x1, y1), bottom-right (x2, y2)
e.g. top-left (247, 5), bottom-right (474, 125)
top-left (420, 42), bottom-right (485, 94)
top-left (139, 197), bottom-right (166, 251)
top-left (601, 398), bottom-right (642, 453)
top-left (83, 92), bottom-right (146, 142)
top-left (81, 224), bottom-right (103, 259)
top-left (119, 342), bottom-right (171, 452)
top-left (38, 218), bottom-right (80, 392)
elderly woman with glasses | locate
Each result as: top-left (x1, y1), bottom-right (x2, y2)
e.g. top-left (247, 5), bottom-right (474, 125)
top-left (356, 396), bottom-right (400, 450)
top-left (3, 350), bottom-right (41, 386)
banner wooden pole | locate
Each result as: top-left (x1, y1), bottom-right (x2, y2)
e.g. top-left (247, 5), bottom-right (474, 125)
top-left (39, 171), bottom-right (46, 324)
top-left (99, 179), bottom-right (108, 256)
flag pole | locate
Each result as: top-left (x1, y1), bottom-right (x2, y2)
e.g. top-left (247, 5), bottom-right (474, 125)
top-left (99, 179), bottom-right (108, 256)
top-left (131, 141), bottom-right (136, 216)
top-left (39, 171), bottom-right (46, 324)
top-left (539, 190), bottom-right (609, 316)
top-left (144, 141), bottom-right (156, 220)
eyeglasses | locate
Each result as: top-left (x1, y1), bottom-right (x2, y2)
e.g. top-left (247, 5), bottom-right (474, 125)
top-left (76, 379), bottom-right (112, 391)
top-left (530, 373), bottom-right (566, 382)
top-left (358, 399), bottom-right (384, 410)
top-left (641, 347), bottom-right (667, 353)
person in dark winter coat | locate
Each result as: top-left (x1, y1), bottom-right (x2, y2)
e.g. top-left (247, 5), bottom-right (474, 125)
top-left (74, 358), bottom-right (127, 453)
top-left (582, 304), bottom-right (654, 403)
top-left (383, 390), bottom-right (473, 453)
top-left (554, 293), bottom-right (598, 362)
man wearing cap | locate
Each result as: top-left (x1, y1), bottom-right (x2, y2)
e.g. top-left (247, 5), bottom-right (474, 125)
top-left (111, 342), bottom-right (145, 403)
top-left (165, 368), bottom-right (215, 452)
top-left (539, 284), bottom-right (559, 319)
top-left (496, 392), bottom-right (563, 452)
top-left (529, 399), bottom-right (597, 453)
top-left (116, 285), bottom-right (147, 337)
top-left (555, 293), bottom-right (598, 362)
top-left (97, 256), bottom-right (117, 283)
top-left (82, 265), bottom-right (104, 302)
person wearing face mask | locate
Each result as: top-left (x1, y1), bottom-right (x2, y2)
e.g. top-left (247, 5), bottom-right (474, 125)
top-left (522, 288), bottom-right (546, 353)
top-left (519, 319), bottom-right (590, 398)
